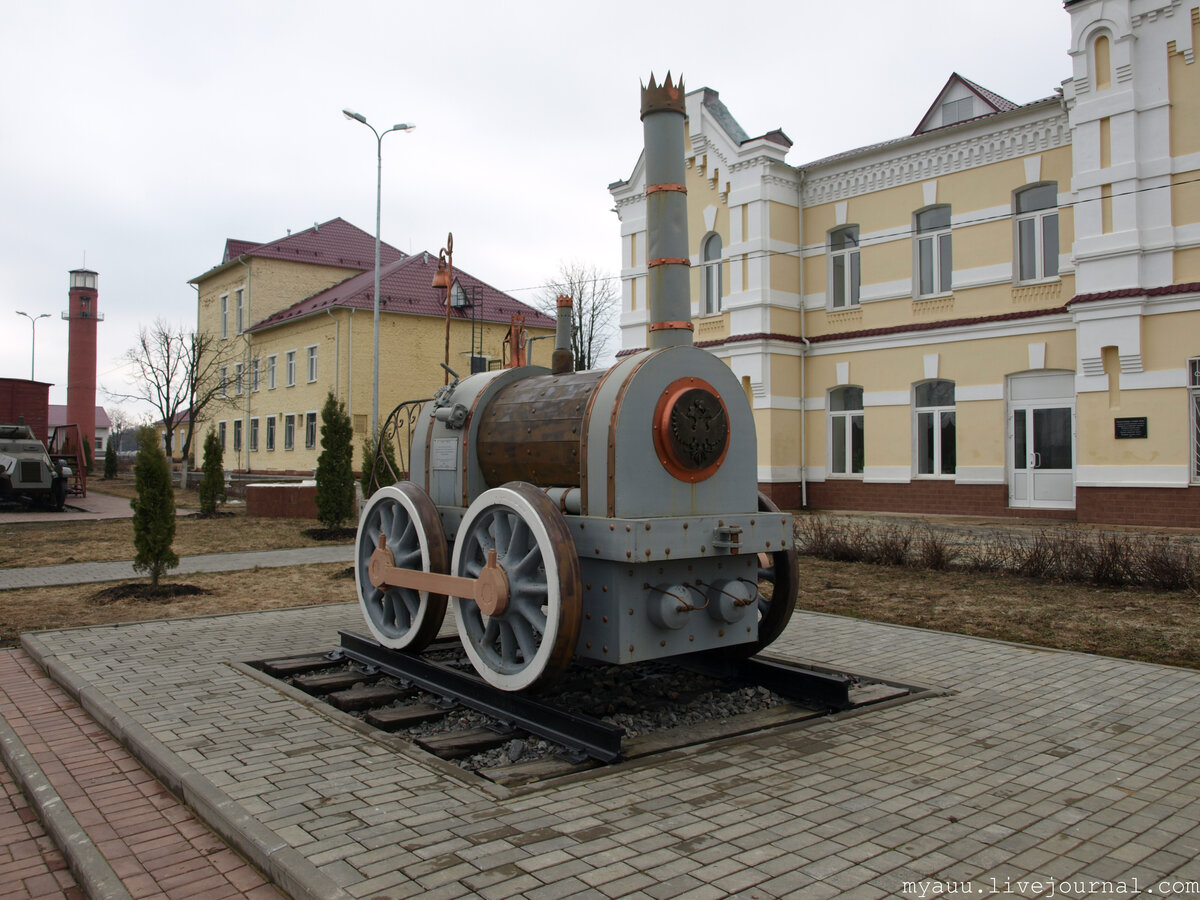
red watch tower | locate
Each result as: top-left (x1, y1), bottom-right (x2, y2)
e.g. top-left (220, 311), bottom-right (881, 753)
top-left (64, 268), bottom-right (102, 456)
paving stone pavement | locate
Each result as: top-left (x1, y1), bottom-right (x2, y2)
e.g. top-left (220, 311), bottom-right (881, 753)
top-left (0, 648), bottom-right (282, 899)
top-left (0, 545), bottom-right (354, 590)
top-left (0, 760), bottom-right (83, 899)
top-left (10, 600), bottom-right (1200, 899)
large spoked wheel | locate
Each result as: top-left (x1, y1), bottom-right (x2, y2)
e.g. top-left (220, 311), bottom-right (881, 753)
top-left (722, 492), bottom-right (799, 659)
top-left (451, 482), bottom-right (582, 692)
top-left (355, 482), bottom-right (449, 652)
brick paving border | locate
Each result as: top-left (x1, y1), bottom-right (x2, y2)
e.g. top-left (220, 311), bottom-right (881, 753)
top-left (0, 649), bottom-right (283, 900)
top-left (0, 761), bottom-right (84, 899)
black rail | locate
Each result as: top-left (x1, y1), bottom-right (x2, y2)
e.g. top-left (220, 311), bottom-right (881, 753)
top-left (337, 631), bottom-right (626, 763)
top-left (679, 653), bottom-right (854, 710)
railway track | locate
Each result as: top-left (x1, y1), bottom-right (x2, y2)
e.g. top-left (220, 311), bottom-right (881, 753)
top-left (252, 631), bottom-right (929, 785)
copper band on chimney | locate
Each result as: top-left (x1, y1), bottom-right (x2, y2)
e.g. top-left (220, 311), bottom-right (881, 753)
top-left (648, 321), bottom-right (694, 332)
top-left (645, 183), bottom-right (687, 195)
top-left (647, 257), bottom-right (690, 268)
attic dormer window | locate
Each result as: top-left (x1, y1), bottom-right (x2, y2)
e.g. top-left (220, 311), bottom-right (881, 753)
top-left (942, 97), bottom-right (974, 126)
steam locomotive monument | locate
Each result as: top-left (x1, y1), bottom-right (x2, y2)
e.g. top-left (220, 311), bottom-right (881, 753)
top-left (355, 74), bottom-right (798, 691)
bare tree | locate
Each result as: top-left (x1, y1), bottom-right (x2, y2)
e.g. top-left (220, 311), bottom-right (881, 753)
top-left (107, 320), bottom-right (238, 485)
top-left (536, 261), bottom-right (618, 371)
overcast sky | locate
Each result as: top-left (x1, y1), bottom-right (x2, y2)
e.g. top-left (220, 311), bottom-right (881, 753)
top-left (0, 0), bottom-right (1072, 417)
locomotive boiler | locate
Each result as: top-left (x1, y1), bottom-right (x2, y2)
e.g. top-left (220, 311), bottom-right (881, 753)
top-left (355, 74), bottom-right (798, 691)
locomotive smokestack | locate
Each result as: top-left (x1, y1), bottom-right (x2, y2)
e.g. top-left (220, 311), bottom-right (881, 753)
top-left (551, 294), bottom-right (574, 375)
top-left (641, 72), bottom-right (693, 349)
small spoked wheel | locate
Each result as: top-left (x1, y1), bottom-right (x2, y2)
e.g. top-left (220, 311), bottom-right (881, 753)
top-left (721, 492), bottom-right (798, 659)
top-left (355, 482), bottom-right (449, 651)
top-left (451, 482), bottom-right (581, 692)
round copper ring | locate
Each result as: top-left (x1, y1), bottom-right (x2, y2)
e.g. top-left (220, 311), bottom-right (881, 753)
top-left (652, 377), bottom-right (731, 483)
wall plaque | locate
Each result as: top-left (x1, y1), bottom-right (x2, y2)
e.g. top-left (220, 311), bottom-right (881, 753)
top-left (1114, 417), bottom-right (1148, 439)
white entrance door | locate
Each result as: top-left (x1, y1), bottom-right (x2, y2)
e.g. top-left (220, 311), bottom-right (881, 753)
top-left (1008, 372), bottom-right (1076, 510)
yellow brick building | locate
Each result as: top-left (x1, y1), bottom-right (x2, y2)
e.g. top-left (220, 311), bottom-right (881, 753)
top-left (611, 0), bottom-right (1200, 526)
top-left (189, 218), bottom-right (553, 474)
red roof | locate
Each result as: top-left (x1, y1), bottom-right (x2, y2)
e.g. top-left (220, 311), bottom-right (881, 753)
top-left (249, 252), bottom-right (555, 333)
top-left (1068, 282), bottom-right (1200, 305)
top-left (48, 404), bottom-right (111, 429)
top-left (194, 218), bottom-right (405, 283)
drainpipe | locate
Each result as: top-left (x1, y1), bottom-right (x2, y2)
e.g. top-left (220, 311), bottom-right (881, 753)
top-left (326, 308), bottom-right (341, 397)
top-left (347, 309), bottom-right (354, 426)
top-left (797, 170), bottom-right (809, 508)
top-left (237, 257), bottom-right (252, 474)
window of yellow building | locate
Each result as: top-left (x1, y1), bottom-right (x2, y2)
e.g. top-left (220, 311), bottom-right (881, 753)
top-left (829, 227), bottom-right (861, 309)
top-left (284, 414), bottom-right (295, 450)
top-left (250, 417), bottom-right (259, 452)
top-left (915, 380), bottom-right (956, 476)
top-left (1191, 358), bottom-right (1200, 483)
top-left (305, 412), bottom-right (317, 449)
top-left (828, 386), bottom-right (864, 475)
top-left (286, 351), bottom-right (296, 387)
top-left (1015, 183), bottom-right (1059, 282)
top-left (266, 416), bottom-right (276, 451)
top-left (916, 206), bottom-right (952, 297)
top-left (702, 233), bottom-right (723, 314)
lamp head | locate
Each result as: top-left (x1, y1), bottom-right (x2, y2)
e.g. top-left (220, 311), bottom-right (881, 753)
top-left (342, 109), bottom-right (367, 124)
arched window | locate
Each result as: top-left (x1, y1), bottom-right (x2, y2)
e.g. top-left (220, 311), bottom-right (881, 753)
top-left (829, 226), bottom-right (860, 309)
top-left (914, 380), bottom-right (956, 476)
top-left (1094, 34), bottom-right (1112, 90)
top-left (702, 233), bottom-right (723, 314)
top-left (1015, 183), bottom-right (1059, 282)
top-left (915, 206), bottom-right (952, 297)
top-left (828, 386), bottom-right (864, 476)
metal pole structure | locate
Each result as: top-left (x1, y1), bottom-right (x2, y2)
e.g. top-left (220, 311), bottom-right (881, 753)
top-left (342, 110), bottom-right (414, 437)
top-left (15, 311), bottom-right (50, 380)
top-left (434, 233), bottom-right (454, 384)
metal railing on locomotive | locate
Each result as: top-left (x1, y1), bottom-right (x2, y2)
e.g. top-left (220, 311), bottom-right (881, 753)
top-left (365, 398), bottom-right (432, 495)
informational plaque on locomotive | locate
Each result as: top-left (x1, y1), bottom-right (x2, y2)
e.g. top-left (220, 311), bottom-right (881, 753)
top-left (431, 437), bottom-right (458, 470)
top-left (1114, 417), bottom-right (1148, 439)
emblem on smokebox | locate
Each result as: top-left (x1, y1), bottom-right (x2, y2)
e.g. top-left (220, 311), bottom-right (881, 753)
top-left (652, 377), bottom-right (731, 482)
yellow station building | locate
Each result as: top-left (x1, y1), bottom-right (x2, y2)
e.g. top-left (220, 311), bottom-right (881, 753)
top-left (189, 218), bottom-right (553, 474)
top-left (611, 0), bottom-right (1200, 527)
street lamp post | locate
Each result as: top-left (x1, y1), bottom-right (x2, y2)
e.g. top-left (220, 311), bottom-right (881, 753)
top-left (342, 109), bottom-right (415, 438)
top-left (15, 311), bottom-right (50, 380)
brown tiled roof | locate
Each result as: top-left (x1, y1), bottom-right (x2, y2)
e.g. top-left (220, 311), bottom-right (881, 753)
top-left (236, 218), bottom-right (404, 270)
top-left (47, 405), bottom-right (111, 429)
top-left (1068, 282), bottom-right (1200, 305)
top-left (248, 252), bottom-right (555, 333)
top-left (195, 218), bottom-right (405, 283)
top-left (223, 239), bottom-right (260, 263)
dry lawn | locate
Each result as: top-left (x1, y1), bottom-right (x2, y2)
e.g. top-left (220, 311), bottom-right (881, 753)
top-left (799, 555), bottom-right (1200, 670)
top-left (0, 511), bottom-right (340, 568)
top-left (0, 563), bottom-right (355, 647)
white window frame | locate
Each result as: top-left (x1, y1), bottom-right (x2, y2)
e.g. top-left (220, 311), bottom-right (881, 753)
top-left (702, 232), bottom-right (723, 315)
top-left (266, 416), bottom-right (276, 452)
top-left (285, 350), bottom-right (296, 387)
top-left (249, 417), bottom-right (259, 452)
top-left (1190, 358), bottom-right (1200, 484)
top-left (233, 418), bottom-right (242, 454)
top-left (1015, 183), bottom-right (1060, 283)
top-left (267, 355), bottom-right (277, 390)
top-left (305, 411), bottom-right (318, 449)
top-left (219, 366), bottom-right (228, 398)
top-left (234, 362), bottom-right (244, 396)
top-left (913, 380), bottom-right (956, 477)
top-left (284, 414), bottom-right (295, 451)
top-left (828, 226), bottom-right (861, 310)
top-left (915, 206), bottom-right (952, 298)
top-left (827, 386), bottom-right (864, 477)
top-left (251, 357), bottom-right (260, 392)
top-left (217, 421), bottom-right (227, 452)
top-left (306, 345), bottom-right (318, 383)
top-left (220, 294), bottom-right (229, 339)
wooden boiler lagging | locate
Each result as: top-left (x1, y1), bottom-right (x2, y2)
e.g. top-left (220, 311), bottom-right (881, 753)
top-left (475, 369), bottom-right (607, 488)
